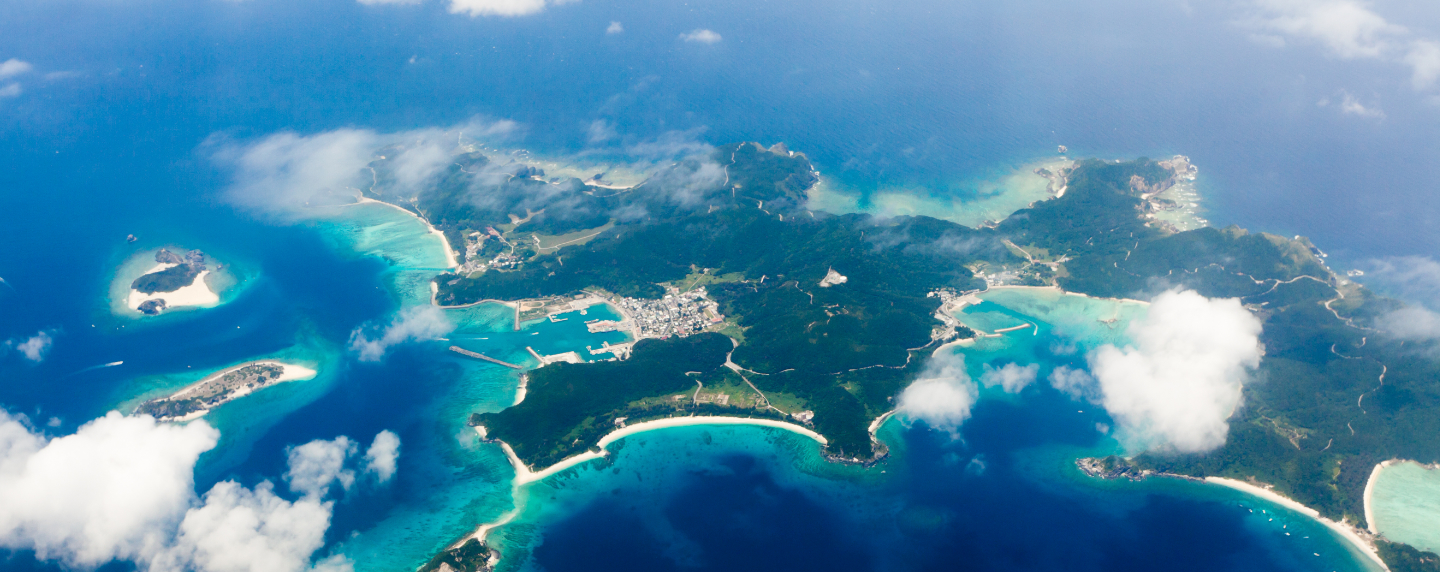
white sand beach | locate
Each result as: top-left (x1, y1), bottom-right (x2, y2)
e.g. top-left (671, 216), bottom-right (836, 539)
top-left (466, 415), bottom-right (830, 546)
top-left (1206, 477), bottom-right (1386, 569)
top-left (157, 361), bottom-right (317, 421)
top-left (1365, 459), bottom-right (1400, 535)
top-left (355, 197), bottom-right (458, 268)
top-left (126, 264), bottom-right (220, 310)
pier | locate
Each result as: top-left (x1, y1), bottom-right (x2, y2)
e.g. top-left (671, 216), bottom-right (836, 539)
top-left (448, 346), bottom-right (523, 369)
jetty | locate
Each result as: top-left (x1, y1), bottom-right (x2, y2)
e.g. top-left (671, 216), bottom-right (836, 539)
top-left (449, 346), bottom-right (523, 369)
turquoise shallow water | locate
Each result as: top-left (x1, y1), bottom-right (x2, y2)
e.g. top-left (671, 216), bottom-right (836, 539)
top-left (1369, 462), bottom-right (1440, 554)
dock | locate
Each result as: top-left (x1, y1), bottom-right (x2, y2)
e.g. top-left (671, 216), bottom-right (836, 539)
top-left (448, 346), bottom-right (523, 369)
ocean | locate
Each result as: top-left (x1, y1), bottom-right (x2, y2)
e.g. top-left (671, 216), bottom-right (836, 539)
top-left (0, 0), bottom-right (1429, 569)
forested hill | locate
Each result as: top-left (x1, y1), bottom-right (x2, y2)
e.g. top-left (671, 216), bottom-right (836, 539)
top-left (374, 145), bottom-right (1440, 570)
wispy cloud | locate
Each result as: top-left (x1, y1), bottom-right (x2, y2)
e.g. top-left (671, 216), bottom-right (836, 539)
top-left (210, 119), bottom-right (518, 217)
top-left (1319, 90), bottom-right (1386, 118)
top-left (348, 306), bottom-right (454, 362)
top-left (448, 0), bottom-right (546, 17)
top-left (978, 362), bottom-right (1039, 393)
top-left (0, 59), bottom-right (31, 80)
top-left (5, 329), bottom-right (56, 363)
top-left (1242, 0), bottom-right (1440, 90)
top-left (679, 29), bottom-right (722, 44)
top-left (606, 21), bottom-right (624, 35)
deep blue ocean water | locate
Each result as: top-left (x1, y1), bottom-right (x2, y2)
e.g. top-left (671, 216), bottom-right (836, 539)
top-left (0, 0), bottom-right (1428, 570)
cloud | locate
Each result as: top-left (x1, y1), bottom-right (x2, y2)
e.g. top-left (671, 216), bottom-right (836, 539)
top-left (0, 84), bottom-right (20, 99)
top-left (1352, 256), bottom-right (1440, 340)
top-left (6, 330), bottom-right (55, 363)
top-left (357, 0), bottom-right (422, 5)
top-left (606, 21), bottom-right (624, 35)
top-left (1085, 290), bottom-right (1263, 453)
top-left (0, 59), bottom-right (31, 80)
top-left (1320, 90), bottom-right (1386, 118)
top-left (364, 431), bottom-right (401, 483)
top-left (448, 0), bottom-right (546, 17)
top-left (348, 306), bottom-right (454, 362)
top-left (153, 481), bottom-right (344, 572)
top-left (1363, 255), bottom-right (1440, 306)
top-left (1048, 365), bottom-right (1098, 402)
top-left (586, 119), bottom-right (617, 144)
top-left (1243, 0), bottom-right (1440, 90)
top-left (286, 437), bottom-right (357, 499)
top-left (897, 351), bottom-right (978, 433)
top-left (212, 119), bottom-right (517, 217)
top-left (679, 29), bottom-right (722, 44)
top-left (0, 410), bottom-right (400, 571)
top-left (978, 362), bottom-right (1039, 393)
top-left (0, 411), bottom-right (218, 568)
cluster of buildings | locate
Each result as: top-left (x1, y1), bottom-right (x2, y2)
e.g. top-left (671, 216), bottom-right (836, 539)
top-left (610, 287), bottom-right (723, 339)
top-left (458, 228), bottom-right (520, 274)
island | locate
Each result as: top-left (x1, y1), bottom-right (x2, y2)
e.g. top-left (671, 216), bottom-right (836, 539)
top-left (127, 248), bottom-right (220, 315)
top-left (135, 361), bottom-right (317, 421)
top-left (365, 142), bottom-right (1440, 572)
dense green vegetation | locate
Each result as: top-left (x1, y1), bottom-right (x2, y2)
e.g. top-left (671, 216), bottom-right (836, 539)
top-left (1379, 540), bottom-right (1440, 572)
top-left (131, 263), bottom-right (203, 294)
top-left (474, 333), bottom-right (733, 468)
top-left (1016, 166), bottom-right (1440, 570)
top-left (417, 538), bottom-right (491, 572)
top-left (396, 146), bottom-right (1440, 570)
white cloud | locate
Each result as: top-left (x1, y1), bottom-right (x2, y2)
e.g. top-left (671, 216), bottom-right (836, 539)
top-left (0, 411), bottom-right (217, 568)
top-left (0, 409), bottom-right (398, 572)
top-left (607, 21), bottom-right (624, 35)
top-left (448, 0), bottom-right (546, 17)
top-left (0, 59), bottom-right (31, 80)
top-left (586, 119), bottom-right (617, 144)
top-left (0, 84), bottom-right (20, 99)
top-left (363, 431), bottom-right (401, 483)
top-left (1048, 365), bottom-right (1099, 402)
top-left (286, 437), bottom-right (357, 499)
top-left (348, 306), bottom-right (454, 362)
top-left (153, 481), bottom-right (345, 572)
top-left (357, 0), bottom-right (422, 5)
top-left (978, 362), bottom-right (1038, 393)
top-left (897, 351), bottom-right (978, 433)
top-left (679, 29), bottom-right (722, 44)
top-left (1243, 0), bottom-right (1440, 89)
top-left (1086, 290), bottom-right (1263, 453)
top-left (1382, 305), bottom-right (1440, 340)
top-left (1324, 90), bottom-right (1386, 118)
top-left (7, 330), bottom-right (55, 362)
top-left (212, 119), bottom-right (517, 217)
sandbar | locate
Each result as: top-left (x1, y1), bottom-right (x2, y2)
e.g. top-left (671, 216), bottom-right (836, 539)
top-left (1205, 477), bottom-right (1386, 569)
top-left (126, 264), bottom-right (220, 310)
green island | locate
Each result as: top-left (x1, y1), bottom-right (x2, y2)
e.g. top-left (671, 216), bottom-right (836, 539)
top-left (135, 361), bottom-right (313, 421)
top-left (366, 142), bottom-right (1440, 571)
top-left (131, 248), bottom-right (208, 294)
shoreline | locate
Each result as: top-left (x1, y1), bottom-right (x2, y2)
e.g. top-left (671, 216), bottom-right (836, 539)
top-left (1365, 459), bottom-right (1401, 535)
top-left (1204, 477), bottom-right (1388, 570)
top-left (464, 415), bottom-right (830, 546)
top-left (153, 360), bottom-right (317, 422)
top-left (126, 264), bottom-right (221, 311)
top-left (353, 197), bottom-right (458, 269)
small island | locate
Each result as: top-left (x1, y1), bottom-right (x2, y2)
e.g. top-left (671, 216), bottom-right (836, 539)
top-left (135, 361), bottom-right (316, 421)
top-left (127, 248), bottom-right (220, 315)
